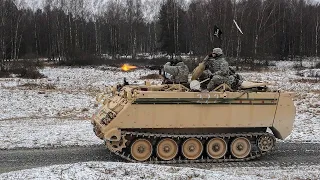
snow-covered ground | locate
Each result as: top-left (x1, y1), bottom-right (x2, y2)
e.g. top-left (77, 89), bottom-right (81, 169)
top-left (240, 70), bottom-right (319, 142)
top-left (0, 60), bottom-right (319, 178)
top-left (0, 66), bottom-right (161, 149)
top-left (0, 118), bottom-right (101, 149)
top-left (0, 66), bottom-right (159, 121)
top-left (1, 61), bottom-right (318, 149)
top-left (1, 161), bottom-right (320, 180)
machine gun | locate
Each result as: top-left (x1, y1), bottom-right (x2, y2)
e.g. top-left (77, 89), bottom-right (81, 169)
top-left (116, 77), bottom-right (129, 91)
top-left (159, 58), bottom-right (183, 84)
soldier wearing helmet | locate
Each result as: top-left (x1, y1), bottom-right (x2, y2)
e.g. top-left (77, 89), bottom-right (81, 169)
top-left (163, 56), bottom-right (189, 84)
top-left (203, 48), bottom-right (235, 91)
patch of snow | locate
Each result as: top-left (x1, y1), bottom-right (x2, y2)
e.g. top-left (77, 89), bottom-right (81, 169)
top-left (240, 70), bottom-right (320, 92)
top-left (39, 66), bottom-right (160, 91)
top-left (1, 161), bottom-right (320, 180)
top-left (240, 69), bottom-right (320, 142)
top-left (0, 67), bottom-right (161, 149)
top-left (0, 118), bottom-right (101, 150)
top-left (0, 89), bottom-right (94, 120)
top-left (298, 69), bottom-right (320, 77)
top-left (271, 59), bottom-right (320, 69)
top-left (0, 67), bottom-right (160, 120)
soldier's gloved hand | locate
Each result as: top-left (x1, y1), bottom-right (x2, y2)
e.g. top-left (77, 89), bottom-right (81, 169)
top-left (170, 59), bottom-right (179, 65)
top-left (165, 62), bottom-right (171, 65)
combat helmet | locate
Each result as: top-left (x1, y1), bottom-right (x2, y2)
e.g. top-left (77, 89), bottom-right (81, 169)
top-left (212, 48), bottom-right (223, 56)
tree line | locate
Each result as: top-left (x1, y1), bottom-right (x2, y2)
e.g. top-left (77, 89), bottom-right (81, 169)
top-left (0, 0), bottom-right (319, 67)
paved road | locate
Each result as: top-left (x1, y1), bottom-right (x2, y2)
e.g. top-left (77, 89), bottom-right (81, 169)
top-left (1, 142), bottom-right (320, 174)
top-left (0, 145), bottom-right (122, 174)
top-left (178, 142), bottom-right (320, 169)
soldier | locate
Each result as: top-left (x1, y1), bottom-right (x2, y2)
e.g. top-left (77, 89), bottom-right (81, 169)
top-left (197, 69), bottom-right (212, 89)
top-left (204, 48), bottom-right (235, 91)
top-left (228, 67), bottom-right (244, 90)
top-left (163, 57), bottom-right (189, 83)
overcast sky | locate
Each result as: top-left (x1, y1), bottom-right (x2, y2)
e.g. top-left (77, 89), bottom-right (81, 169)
top-left (20, 0), bottom-right (320, 22)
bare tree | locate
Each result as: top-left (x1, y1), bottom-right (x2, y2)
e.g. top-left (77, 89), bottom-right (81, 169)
top-left (0, 0), bottom-right (5, 71)
top-left (315, 4), bottom-right (319, 56)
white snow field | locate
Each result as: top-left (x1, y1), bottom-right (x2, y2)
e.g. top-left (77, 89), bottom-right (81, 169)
top-left (0, 118), bottom-right (101, 149)
top-left (0, 66), bottom-right (160, 149)
top-left (0, 61), bottom-right (318, 149)
top-left (240, 69), bottom-right (320, 143)
top-left (0, 66), bottom-right (159, 121)
top-left (1, 161), bottom-right (320, 180)
top-left (0, 60), bottom-right (319, 179)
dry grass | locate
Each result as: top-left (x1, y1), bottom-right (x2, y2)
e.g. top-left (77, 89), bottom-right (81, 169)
top-left (290, 78), bottom-right (320, 83)
top-left (20, 83), bottom-right (39, 88)
top-left (19, 83), bottom-right (56, 90)
top-left (310, 90), bottom-right (320, 94)
top-left (140, 73), bottom-right (163, 79)
top-left (237, 68), bottom-right (278, 73)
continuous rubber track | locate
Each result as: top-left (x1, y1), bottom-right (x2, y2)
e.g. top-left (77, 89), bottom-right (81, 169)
top-left (108, 131), bottom-right (276, 164)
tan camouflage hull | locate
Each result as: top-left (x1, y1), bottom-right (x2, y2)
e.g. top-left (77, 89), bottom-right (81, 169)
top-left (91, 84), bottom-right (295, 162)
top-left (92, 87), bottom-right (295, 141)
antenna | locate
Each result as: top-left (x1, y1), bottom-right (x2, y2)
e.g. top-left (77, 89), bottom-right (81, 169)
top-left (233, 19), bottom-right (244, 35)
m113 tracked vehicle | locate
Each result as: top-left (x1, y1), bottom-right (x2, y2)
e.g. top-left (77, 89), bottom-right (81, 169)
top-left (91, 72), bottom-right (296, 164)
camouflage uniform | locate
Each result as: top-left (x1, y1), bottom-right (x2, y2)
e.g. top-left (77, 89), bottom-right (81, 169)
top-left (163, 61), bottom-right (189, 83)
top-left (228, 67), bottom-right (244, 90)
top-left (198, 70), bottom-right (212, 89)
top-left (204, 48), bottom-right (234, 91)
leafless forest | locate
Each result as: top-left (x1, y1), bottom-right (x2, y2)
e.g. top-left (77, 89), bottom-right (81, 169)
top-left (0, 0), bottom-right (320, 68)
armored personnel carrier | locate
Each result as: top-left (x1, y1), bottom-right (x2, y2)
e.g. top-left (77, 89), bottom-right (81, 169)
top-left (91, 70), bottom-right (296, 164)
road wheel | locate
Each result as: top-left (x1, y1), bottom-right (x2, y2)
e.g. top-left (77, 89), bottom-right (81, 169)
top-left (206, 137), bottom-right (227, 159)
top-left (130, 138), bottom-right (152, 161)
top-left (182, 138), bottom-right (203, 160)
top-left (230, 137), bottom-right (251, 159)
top-left (156, 138), bottom-right (178, 161)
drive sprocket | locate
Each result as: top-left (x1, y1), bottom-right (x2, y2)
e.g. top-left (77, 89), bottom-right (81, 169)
top-left (105, 135), bottom-right (128, 152)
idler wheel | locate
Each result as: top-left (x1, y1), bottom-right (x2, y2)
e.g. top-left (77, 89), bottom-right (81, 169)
top-left (257, 135), bottom-right (274, 152)
top-left (130, 138), bottom-right (153, 161)
top-left (182, 138), bottom-right (203, 160)
top-left (206, 138), bottom-right (227, 159)
top-left (156, 138), bottom-right (178, 161)
top-left (230, 137), bottom-right (251, 159)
